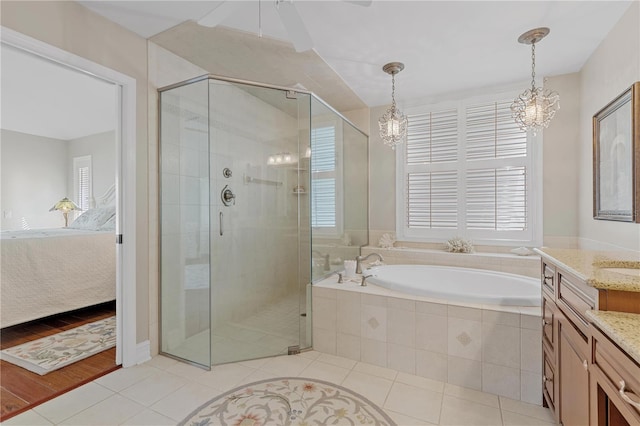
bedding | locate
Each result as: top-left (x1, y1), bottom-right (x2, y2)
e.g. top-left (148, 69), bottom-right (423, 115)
top-left (1, 227), bottom-right (116, 328)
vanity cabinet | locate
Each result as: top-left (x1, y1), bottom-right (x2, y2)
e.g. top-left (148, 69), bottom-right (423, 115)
top-left (539, 253), bottom-right (640, 426)
top-left (541, 260), bottom-right (597, 425)
top-left (590, 325), bottom-right (640, 426)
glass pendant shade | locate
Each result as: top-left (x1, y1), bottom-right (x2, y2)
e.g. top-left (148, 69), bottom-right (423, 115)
top-left (378, 62), bottom-right (407, 150)
top-left (510, 28), bottom-right (559, 135)
top-left (512, 86), bottom-right (560, 135)
top-left (378, 104), bottom-right (408, 149)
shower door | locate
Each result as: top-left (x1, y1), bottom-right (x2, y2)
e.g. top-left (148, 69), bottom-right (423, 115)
top-left (209, 79), bottom-right (311, 365)
top-left (159, 78), bottom-right (211, 368)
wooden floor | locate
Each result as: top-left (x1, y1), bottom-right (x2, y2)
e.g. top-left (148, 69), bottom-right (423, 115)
top-left (0, 302), bottom-right (119, 421)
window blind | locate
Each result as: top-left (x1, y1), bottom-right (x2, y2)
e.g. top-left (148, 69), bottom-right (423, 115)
top-left (407, 171), bottom-right (458, 229)
top-left (400, 94), bottom-right (533, 243)
top-left (311, 126), bottom-right (336, 228)
top-left (77, 166), bottom-right (90, 212)
top-left (406, 108), bottom-right (458, 164)
top-left (466, 101), bottom-right (527, 160)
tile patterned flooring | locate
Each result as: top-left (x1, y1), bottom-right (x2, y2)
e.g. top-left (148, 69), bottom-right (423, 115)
top-left (4, 351), bottom-right (557, 425)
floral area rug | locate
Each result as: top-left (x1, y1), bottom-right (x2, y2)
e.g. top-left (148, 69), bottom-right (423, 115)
top-left (180, 377), bottom-right (396, 426)
top-left (0, 316), bottom-right (115, 375)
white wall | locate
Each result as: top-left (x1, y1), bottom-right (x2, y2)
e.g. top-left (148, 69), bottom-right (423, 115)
top-left (1, 129), bottom-right (68, 230)
top-left (67, 130), bottom-right (116, 205)
top-left (578, 2), bottom-right (640, 251)
top-left (542, 73), bottom-right (581, 248)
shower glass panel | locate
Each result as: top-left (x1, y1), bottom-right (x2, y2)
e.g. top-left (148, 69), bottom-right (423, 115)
top-left (159, 79), bottom-right (211, 368)
top-left (208, 80), bottom-right (310, 364)
top-left (159, 74), bottom-right (366, 368)
top-left (310, 98), bottom-right (369, 282)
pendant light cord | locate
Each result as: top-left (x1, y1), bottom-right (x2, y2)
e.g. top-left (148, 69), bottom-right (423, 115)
top-left (530, 43), bottom-right (536, 91)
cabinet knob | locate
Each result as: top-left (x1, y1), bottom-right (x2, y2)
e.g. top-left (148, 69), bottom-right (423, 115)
top-left (619, 380), bottom-right (640, 410)
top-left (582, 359), bottom-right (588, 371)
top-left (542, 318), bottom-right (550, 326)
top-left (543, 375), bottom-right (551, 383)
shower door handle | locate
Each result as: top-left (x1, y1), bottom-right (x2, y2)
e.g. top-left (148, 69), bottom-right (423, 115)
top-left (219, 212), bottom-right (223, 236)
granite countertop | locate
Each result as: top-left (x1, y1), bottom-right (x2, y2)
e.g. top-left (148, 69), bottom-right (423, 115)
top-left (586, 310), bottom-right (640, 365)
top-left (534, 248), bottom-right (640, 292)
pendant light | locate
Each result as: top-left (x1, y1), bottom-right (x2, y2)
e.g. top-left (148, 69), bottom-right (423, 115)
top-left (510, 28), bottom-right (560, 134)
top-left (378, 62), bottom-right (408, 150)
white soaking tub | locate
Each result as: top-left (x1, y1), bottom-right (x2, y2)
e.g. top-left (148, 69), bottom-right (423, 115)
top-left (365, 264), bottom-right (540, 306)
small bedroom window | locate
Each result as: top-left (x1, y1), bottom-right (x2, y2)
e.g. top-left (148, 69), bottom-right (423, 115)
top-left (73, 155), bottom-right (92, 212)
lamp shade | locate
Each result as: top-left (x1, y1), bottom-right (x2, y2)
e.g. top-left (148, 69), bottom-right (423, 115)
top-left (49, 197), bottom-right (79, 213)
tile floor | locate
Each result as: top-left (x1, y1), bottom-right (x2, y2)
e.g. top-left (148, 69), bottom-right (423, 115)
top-left (4, 351), bottom-right (557, 425)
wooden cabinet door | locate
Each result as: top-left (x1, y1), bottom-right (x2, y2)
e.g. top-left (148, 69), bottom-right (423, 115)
top-left (559, 314), bottom-right (590, 426)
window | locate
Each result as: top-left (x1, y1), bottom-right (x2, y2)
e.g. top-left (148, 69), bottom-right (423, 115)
top-left (397, 92), bottom-right (540, 245)
top-left (73, 155), bottom-right (92, 212)
top-left (311, 122), bottom-right (343, 235)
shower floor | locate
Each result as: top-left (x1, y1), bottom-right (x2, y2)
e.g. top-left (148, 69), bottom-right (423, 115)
top-left (169, 292), bottom-right (308, 366)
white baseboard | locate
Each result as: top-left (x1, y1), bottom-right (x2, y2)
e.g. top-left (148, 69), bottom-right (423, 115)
top-left (136, 340), bottom-right (151, 365)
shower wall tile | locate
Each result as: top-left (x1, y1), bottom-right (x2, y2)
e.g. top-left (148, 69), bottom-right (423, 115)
top-left (387, 308), bottom-right (415, 347)
top-left (416, 313), bottom-right (447, 354)
top-left (387, 297), bottom-right (415, 311)
top-left (337, 293), bottom-right (360, 337)
top-left (360, 338), bottom-right (387, 368)
top-left (387, 343), bottom-right (416, 374)
top-left (482, 363), bottom-right (521, 399)
top-left (482, 324), bottom-right (520, 368)
top-left (448, 356), bottom-right (482, 391)
top-left (337, 333), bottom-right (360, 360)
top-left (482, 310), bottom-right (520, 327)
top-left (312, 297), bottom-right (336, 332)
top-left (416, 350), bottom-right (448, 382)
top-left (520, 329), bottom-right (542, 374)
top-left (312, 328), bottom-right (336, 355)
top-left (448, 306), bottom-right (482, 321)
top-left (520, 370), bottom-right (543, 405)
top-left (360, 304), bottom-right (387, 342)
top-left (447, 317), bottom-right (482, 361)
top-left (520, 314), bottom-right (542, 331)
top-left (416, 301), bottom-right (448, 316)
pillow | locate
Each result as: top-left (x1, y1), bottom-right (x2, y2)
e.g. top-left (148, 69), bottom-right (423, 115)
top-left (69, 206), bottom-right (115, 230)
top-left (97, 214), bottom-right (116, 231)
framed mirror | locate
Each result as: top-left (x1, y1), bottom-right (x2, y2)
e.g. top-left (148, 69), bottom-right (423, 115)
top-left (593, 82), bottom-right (640, 222)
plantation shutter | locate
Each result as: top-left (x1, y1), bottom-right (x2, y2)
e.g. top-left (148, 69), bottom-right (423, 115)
top-left (405, 108), bottom-right (458, 229)
top-left (311, 126), bottom-right (336, 228)
top-left (400, 94), bottom-right (533, 242)
top-left (77, 166), bottom-right (91, 211)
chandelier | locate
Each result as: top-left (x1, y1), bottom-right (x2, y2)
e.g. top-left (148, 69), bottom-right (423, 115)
top-left (510, 28), bottom-right (560, 135)
top-left (378, 62), bottom-right (408, 149)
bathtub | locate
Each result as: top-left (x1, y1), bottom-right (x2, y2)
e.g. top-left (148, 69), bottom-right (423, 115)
top-left (312, 263), bottom-right (544, 404)
top-left (364, 264), bottom-right (540, 306)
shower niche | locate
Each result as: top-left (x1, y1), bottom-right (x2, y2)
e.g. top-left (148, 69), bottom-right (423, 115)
top-left (159, 75), bottom-right (368, 368)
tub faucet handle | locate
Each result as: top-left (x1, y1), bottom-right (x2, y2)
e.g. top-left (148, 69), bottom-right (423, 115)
top-left (331, 271), bottom-right (343, 283)
top-left (361, 274), bottom-right (372, 286)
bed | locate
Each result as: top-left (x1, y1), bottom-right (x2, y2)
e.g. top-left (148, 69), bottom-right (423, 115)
top-left (1, 199), bottom-right (117, 328)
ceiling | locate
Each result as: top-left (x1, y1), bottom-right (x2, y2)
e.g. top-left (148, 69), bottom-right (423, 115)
top-left (79, 0), bottom-right (633, 109)
top-left (1, 44), bottom-right (116, 140)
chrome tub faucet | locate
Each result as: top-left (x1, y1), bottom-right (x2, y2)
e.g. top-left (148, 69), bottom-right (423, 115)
top-left (355, 252), bottom-right (384, 274)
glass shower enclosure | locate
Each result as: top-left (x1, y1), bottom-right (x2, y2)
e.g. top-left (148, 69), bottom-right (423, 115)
top-left (159, 75), bottom-right (367, 368)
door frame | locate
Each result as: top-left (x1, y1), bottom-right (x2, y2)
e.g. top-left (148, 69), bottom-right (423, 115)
top-left (1, 26), bottom-right (138, 367)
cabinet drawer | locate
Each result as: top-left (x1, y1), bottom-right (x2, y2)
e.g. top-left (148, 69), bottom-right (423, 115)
top-left (557, 272), bottom-right (596, 336)
top-left (542, 293), bottom-right (556, 354)
top-left (541, 262), bottom-right (556, 297)
top-left (543, 348), bottom-right (556, 409)
top-left (591, 326), bottom-right (640, 424)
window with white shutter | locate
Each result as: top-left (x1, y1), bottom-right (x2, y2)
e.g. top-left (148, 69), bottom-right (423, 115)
top-left (397, 92), bottom-right (540, 245)
top-left (311, 123), bottom-right (343, 235)
top-left (73, 155), bottom-right (92, 212)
